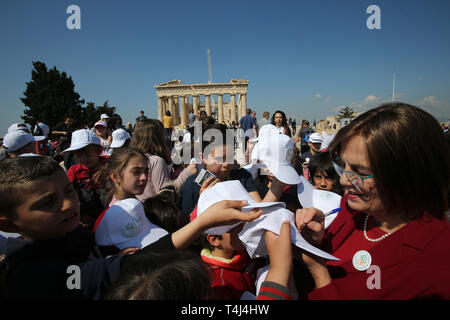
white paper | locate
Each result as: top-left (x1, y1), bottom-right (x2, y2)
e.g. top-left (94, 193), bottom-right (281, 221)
top-left (297, 176), bottom-right (342, 228)
top-left (243, 162), bottom-right (267, 180)
top-left (197, 180), bottom-right (284, 235)
top-left (238, 205), bottom-right (339, 261)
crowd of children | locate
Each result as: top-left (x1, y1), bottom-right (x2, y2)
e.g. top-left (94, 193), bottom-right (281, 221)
top-left (1, 102), bottom-right (450, 300)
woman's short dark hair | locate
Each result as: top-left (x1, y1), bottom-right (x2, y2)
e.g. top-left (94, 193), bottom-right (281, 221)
top-left (328, 102), bottom-right (450, 220)
top-left (105, 251), bottom-right (211, 300)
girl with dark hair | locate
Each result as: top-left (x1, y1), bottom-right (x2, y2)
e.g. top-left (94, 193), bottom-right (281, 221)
top-left (130, 119), bottom-right (197, 201)
top-left (271, 110), bottom-right (292, 137)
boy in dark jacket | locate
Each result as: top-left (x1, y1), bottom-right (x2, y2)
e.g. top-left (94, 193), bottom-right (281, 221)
top-left (0, 156), bottom-right (263, 299)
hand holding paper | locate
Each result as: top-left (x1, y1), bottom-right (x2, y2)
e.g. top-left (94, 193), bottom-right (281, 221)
top-left (297, 176), bottom-right (342, 229)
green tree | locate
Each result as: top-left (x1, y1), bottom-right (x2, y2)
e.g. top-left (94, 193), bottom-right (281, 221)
top-left (81, 100), bottom-right (117, 128)
top-left (20, 61), bottom-right (85, 129)
top-left (336, 106), bottom-right (356, 121)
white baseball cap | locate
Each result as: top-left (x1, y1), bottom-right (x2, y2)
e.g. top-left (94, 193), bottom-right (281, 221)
top-left (60, 129), bottom-right (101, 154)
top-left (3, 130), bottom-right (45, 152)
top-left (252, 124), bottom-right (280, 143)
top-left (7, 123), bottom-right (30, 133)
top-left (110, 129), bottom-right (131, 148)
top-left (309, 132), bottom-right (323, 144)
top-left (100, 114), bottom-right (110, 119)
top-left (94, 198), bottom-right (168, 249)
top-left (94, 120), bottom-right (108, 128)
top-left (251, 131), bottom-right (301, 185)
top-left (196, 180), bottom-right (285, 235)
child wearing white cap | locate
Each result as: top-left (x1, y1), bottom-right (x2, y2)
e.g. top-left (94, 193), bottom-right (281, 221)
top-left (93, 120), bottom-right (112, 156)
top-left (63, 129), bottom-right (109, 229)
top-left (110, 128), bottom-right (131, 150)
top-left (2, 129), bottom-right (45, 157)
top-left (93, 147), bottom-right (154, 254)
top-left (299, 132), bottom-right (323, 164)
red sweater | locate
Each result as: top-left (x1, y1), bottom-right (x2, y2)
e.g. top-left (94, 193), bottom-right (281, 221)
top-left (201, 249), bottom-right (259, 300)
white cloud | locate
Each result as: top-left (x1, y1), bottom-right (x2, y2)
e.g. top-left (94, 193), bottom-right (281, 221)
top-left (324, 97), bottom-right (331, 103)
top-left (362, 95), bottom-right (379, 106)
top-left (331, 95), bottom-right (380, 113)
top-left (315, 93), bottom-right (321, 99)
top-left (417, 96), bottom-right (448, 108)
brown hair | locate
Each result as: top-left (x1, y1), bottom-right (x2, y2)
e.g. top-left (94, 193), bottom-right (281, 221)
top-left (0, 156), bottom-right (65, 218)
top-left (328, 102), bottom-right (450, 220)
top-left (93, 147), bottom-right (148, 198)
top-left (130, 119), bottom-right (171, 164)
top-left (105, 251), bottom-right (211, 300)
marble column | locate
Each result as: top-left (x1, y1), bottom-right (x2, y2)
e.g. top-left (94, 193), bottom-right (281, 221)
top-left (240, 93), bottom-right (247, 118)
top-left (193, 95), bottom-right (199, 114)
top-left (205, 95), bottom-right (211, 116)
top-left (180, 96), bottom-right (187, 127)
top-left (168, 96), bottom-right (174, 121)
top-left (162, 98), bottom-right (167, 116)
top-left (230, 94), bottom-right (236, 123)
top-left (157, 97), bottom-right (164, 122)
top-left (218, 94), bottom-right (224, 124)
top-left (174, 96), bottom-right (180, 126)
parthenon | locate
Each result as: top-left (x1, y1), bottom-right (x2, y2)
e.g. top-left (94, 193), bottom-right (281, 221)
top-left (154, 79), bottom-right (250, 127)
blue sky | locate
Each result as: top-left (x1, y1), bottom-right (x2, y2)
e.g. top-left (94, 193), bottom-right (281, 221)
top-left (1, 0), bottom-right (449, 135)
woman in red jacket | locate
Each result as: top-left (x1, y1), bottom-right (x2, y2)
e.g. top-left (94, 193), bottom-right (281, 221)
top-left (264, 102), bottom-right (450, 299)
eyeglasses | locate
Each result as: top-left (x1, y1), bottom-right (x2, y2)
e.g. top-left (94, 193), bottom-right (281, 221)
top-left (332, 158), bottom-right (375, 193)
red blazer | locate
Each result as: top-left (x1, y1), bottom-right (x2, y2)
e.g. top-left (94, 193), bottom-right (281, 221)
top-left (308, 194), bottom-right (450, 300)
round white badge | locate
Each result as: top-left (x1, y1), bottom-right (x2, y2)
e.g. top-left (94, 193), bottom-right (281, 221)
top-left (121, 220), bottom-right (140, 238)
top-left (352, 250), bottom-right (372, 271)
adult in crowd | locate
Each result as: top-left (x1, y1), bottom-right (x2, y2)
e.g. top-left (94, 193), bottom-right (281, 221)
top-left (110, 115), bottom-right (124, 131)
top-left (271, 110), bottom-right (292, 137)
top-left (52, 113), bottom-right (80, 170)
top-left (238, 109), bottom-right (257, 163)
top-left (163, 110), bottom-right (173, 146)
top-left (294, 120), bottom-right (315, 154)
top-left (290, 102), bottom-right (450, 299)
top-left (136, 110), bottom-right (147, 123)
top-left (299, 132), bottom-right (323, 164)
top-left (257, 111), bottom-right (270, 131)
top-left (188, 108), bottom-right (196, 129)
top-left (291, 119), bottom-right (297, 136)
